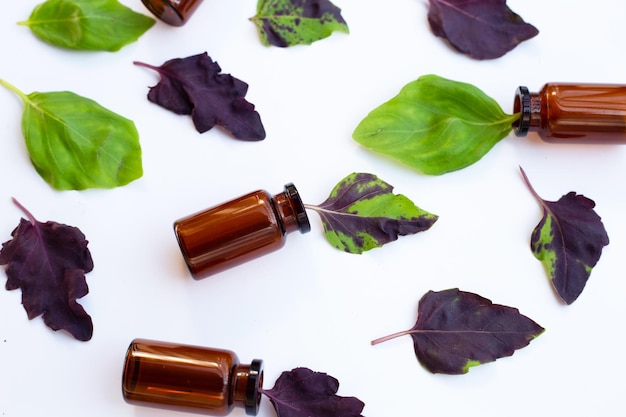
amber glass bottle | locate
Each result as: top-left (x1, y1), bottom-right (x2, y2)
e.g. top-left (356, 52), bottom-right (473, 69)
top-left (513, 83), bottom-right (626, 143)
top-left (122, 339), bottom-right (264, 416)
top-left (141, 0), bottom-right (203, 26)
top-left (174, 183), bottom-right (311, 279)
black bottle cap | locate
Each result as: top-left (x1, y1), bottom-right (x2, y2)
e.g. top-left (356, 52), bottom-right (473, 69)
top-left (245, 359), bottom-right (264, 416)
top-left (284, 183), bottom-right (311, 234)
top-left (513, 86), bottom-right (531, 136)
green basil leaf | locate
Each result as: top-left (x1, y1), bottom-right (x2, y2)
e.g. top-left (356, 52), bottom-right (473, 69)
top-left (353, 74), bottom-right (519, 175)
top-left (250, 0), bottom-right (349, 47)
top-left (1, 80), bottom-right (143, 190)
top-left (19, 0), bottom-right (155, 52)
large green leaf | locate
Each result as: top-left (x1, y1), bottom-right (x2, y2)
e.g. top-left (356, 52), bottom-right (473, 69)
top-left (19, 0), bottom-right (154, 52)
top-left (1, 80), bottom-right (143, 190)
top-left (353, 74), bottom-right (519, 175)
top-left (250, 0), bottom-right (349, 47)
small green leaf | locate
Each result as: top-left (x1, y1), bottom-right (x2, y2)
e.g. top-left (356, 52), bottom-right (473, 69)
top-left (250, 0), bottom-right (349, 47)
top-left (306, 173), bottom-right (438, 254)
top-left (1, 80), bottom-right (143, 190)
top-left (353, 74), bottom-right (519, 175)
top-left (19, 0), bottom-right (155, 52)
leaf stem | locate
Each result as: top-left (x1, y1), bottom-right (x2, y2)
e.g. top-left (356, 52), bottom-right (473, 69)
top-left (0, 79), bottom-right (27, 101)
top-left (509, 111), bottom-right (522, 124)
top-left (11, 197), bottom-right (38, 225)
top-left (519, 166), bottom-right (542, 203)
top-left (370, 329), bottom-right (412, 346)
top-left (133, 61), bottom-right (160, 71)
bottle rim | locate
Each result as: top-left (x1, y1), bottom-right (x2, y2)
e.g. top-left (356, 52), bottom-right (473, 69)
top-left (513, 86), bottom-right (531, 136)
top-left (244, 359), bottom-right (264, 415)
top-left (284, 183), bottom-right (311, 234)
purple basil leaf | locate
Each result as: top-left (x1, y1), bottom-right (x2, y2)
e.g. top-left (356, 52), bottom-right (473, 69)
top-left (372, 288), bottom-right (544, 374)
top-left (0, 199), bottom-right (94, 341)
top-left (520, 167), bottom-right (609, 304)
top-left (305, 172), bottom-right (438, 253)
top-left (134, 52), bottom-right (265, 140)
top-left (262, 367), bottom-right (365, 417)
top-left (427, 0), bottom-right (539, 59)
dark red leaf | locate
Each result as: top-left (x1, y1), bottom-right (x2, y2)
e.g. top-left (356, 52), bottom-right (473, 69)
top-left (0, 198), bottom-right (94, 341)
top-left (262, 367), bottom-right (365, 417)
top-left (372, 289), bottom-right (544, 374)
top-left (427, 0), bottom-right (539, 59)
top-left (520, 167), bottom-right (609, 304)
top-left (134, 52), bottom-right (265, 141)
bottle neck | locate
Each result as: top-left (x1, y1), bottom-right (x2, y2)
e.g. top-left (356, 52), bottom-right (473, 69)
top-left (513, 86), bottom-right (542, 136)
top-left (231, 360), bottom-right (264, 416)
top-left (271, 183), bottom-right (311, 235)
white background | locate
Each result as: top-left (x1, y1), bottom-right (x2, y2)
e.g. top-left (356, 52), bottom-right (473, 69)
top-left (1, 1), bottom-right (626, 416)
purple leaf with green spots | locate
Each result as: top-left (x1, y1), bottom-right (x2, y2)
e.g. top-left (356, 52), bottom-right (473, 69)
top-left (250, 0), bottom-right (349, 47)
top-left (372, 288), bottom-right (544, 374)
top-left (262, 367), bottom-right (365, 417)
top-left (305, 173), bottom-right (438, 254)
top-left (428, 0), bottom-right (539, 59)
top-left (520, 167), bottom-right (609, 304)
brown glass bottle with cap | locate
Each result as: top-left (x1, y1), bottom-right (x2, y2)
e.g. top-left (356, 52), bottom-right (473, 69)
top-left (174, 183), bottom-right (310, 279)
top-left (141, 0), bottom-right (203, 26)
top-left (513, 83), bottom-right (626, 143)
top-left (122, 338), bottom-right (264, 416)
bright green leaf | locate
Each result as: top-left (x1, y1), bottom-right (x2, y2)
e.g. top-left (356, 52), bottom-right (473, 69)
top-left (353, 74), bottom-right (519, 175)
top-left (1, 80), bottom-right (143, 190)
top-left (19, 0), bottom-right (155, 52)
top-left (250, 0), bottom-right (349, 47)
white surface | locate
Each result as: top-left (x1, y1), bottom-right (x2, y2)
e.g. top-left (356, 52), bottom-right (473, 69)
top-left (1, 1), bottom-right (626, 416)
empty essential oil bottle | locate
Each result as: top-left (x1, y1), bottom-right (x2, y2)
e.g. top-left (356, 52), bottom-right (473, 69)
top-left (122, 338), bottom-right (264, 416)
top-left (513, 83), bottom-right (626, 143)
top-left (174, 183), bottom-right (311, 279)
top-left (141, 0), bottom-right (203, 26)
